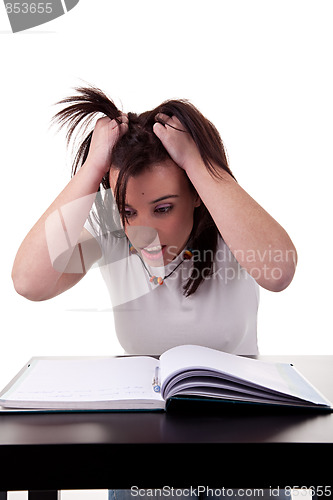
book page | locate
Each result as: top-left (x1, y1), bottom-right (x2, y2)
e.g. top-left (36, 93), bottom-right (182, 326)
top-left (1, 357), bottom-right (163, 407)
top-left (160, 345), bottom-right (330, 405)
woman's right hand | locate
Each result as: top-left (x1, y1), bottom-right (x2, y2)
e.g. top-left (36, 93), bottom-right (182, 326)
top-left (86, 114), bottom-right (128, 177)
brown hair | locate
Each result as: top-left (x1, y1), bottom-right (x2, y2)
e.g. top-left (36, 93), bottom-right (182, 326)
top-left (53, 86), bottom-right (235, 296)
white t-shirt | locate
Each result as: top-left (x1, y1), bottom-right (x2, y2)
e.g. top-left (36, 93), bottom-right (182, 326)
top-left (85, 220), bottom-right (259, 356)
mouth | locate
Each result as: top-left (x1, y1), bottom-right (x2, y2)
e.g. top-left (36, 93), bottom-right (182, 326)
top-left (140, 245), bottom-right (166, 262)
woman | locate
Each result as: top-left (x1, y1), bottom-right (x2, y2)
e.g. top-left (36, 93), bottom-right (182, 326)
top-left (11, 86), bottom-right (297, 499)
top-left (12, 86), bottom-right (297, 356)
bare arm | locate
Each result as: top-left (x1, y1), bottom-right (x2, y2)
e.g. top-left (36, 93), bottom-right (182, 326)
top-left (12, 116), bottom-right (128, 301)
top-left (183, 165), bottom-right (297, 291)
top-left (153, 115), bottom-right (297, 292)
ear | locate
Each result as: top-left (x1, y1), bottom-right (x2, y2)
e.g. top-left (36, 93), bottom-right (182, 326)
top-left (193, 191), bottom-right (201, 208)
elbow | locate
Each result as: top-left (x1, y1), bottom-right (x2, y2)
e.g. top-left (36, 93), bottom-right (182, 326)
top-left (275, 247), bottom-right (298, 292)
top-left (262, 254), bottom-right (298, 292)
top-left (11, 268), bottom-right (46, 302)
top-left (12, 279), bottom-right (39, 302)
top-left (254, 245), bottom-right (298, 292)
top-left (265, 271), bottom-right (295, 292)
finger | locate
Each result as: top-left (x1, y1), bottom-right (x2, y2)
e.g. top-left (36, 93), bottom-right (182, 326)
top-left (96, 116), bottom-right (112, 126)
top-left (166, 115), bottom-right (185, 130)
top-left (155, 113), bottom-right (186, 132)
top-left (118, 112), bottom-right (129, 124)
top-left (118, 121), bottom-right (129, 137)
top-left (110, 114), bottom-right (128, 130)
top-left (153, 122), bottom-right (166, 140)
top-left (154, 112), bottom-right (171, 126)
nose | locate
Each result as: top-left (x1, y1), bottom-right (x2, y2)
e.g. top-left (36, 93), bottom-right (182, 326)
top-left (126, 225), bottom-right (160, 249)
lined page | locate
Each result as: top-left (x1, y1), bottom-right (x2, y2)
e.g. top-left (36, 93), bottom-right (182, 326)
top-left (1, 357), bottom-right (162, 405)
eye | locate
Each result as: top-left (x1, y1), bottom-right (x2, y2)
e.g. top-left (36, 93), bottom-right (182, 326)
top-left (124, 207), bottom-right (136, 219)
top-left (155, 204), bottom-right (173, 215)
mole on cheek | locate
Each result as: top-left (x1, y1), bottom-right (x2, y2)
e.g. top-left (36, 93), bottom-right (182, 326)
top-left (141, 193), bottom-right (145, 196)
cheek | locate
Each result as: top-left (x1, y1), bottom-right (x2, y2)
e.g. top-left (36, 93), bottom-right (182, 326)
top-left (169, 210), bottom-right (195, 239)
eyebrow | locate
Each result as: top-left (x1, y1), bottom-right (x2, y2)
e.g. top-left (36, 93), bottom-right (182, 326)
top-left (149, 194), bottom-right (180, 204)
top-left (125, 194), bottom-right (180, 208)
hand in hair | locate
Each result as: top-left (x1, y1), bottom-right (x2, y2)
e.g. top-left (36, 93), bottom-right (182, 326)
top-left (87, 114), bottom-right (128, 177)
top-left (153, 113), bottom-right (203, 172)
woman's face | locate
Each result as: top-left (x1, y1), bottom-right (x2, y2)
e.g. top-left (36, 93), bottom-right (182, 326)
top-left (109, 159), bottom-right (200, 267)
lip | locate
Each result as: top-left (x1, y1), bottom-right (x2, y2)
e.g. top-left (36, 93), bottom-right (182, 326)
top-left (140, 245), bottom-right (166, 262)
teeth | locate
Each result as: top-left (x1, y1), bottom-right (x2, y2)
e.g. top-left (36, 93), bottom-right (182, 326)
top-left (143, 245), bottom-right (162, 253)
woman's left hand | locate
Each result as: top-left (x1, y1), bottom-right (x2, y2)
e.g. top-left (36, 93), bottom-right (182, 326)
top-left (153, 113), bottom-right (202, 172)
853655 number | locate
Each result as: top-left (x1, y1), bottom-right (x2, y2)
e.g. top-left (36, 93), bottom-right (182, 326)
top-left (284, 486), bottom-right (332, 497)
top-left (5, 3), bottom-right (53, 14)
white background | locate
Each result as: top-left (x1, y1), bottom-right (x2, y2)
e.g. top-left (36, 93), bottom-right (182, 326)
top-left (1, 0), bottom-right (333, 392)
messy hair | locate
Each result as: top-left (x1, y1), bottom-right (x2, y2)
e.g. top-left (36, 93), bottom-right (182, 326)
top-left (53, 86), bottom-right (235, 296)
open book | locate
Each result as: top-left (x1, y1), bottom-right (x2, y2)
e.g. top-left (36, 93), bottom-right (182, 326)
top-left (0, 345), bottom-right (332, 411)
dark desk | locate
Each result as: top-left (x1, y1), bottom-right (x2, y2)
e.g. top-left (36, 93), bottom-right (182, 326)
top-left (0, 356), bottom-right (332, 499)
